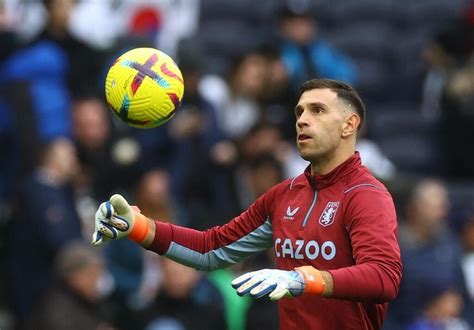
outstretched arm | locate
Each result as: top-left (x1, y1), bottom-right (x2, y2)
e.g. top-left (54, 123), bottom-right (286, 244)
top-left (93, 190), bottom-right (275, 271)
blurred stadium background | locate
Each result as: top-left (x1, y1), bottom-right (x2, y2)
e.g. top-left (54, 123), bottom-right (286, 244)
top-left (0, 0), bottom-right (474, 329)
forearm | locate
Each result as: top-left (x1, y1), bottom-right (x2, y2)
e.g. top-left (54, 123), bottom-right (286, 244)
top-left (297, 264), bottom-right (398, 302)
top-left (138, 215), bottom-right (273, 271)
top-left (328, 262), bottom-right (401, 302)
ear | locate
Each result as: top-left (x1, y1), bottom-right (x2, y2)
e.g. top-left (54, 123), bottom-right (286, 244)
top-left (341, 113), bottom-right (360, 138)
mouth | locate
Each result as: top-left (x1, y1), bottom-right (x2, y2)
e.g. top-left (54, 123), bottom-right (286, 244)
top-left (298, 134), bottom-right (311, 141)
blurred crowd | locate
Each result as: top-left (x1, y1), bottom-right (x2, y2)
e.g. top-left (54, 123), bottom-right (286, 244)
top-left (0, 0), bottom-right (474, 329)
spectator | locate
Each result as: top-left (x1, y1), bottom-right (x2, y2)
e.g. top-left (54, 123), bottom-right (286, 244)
top-left (25, 241), bottom-right (115, 330)
top-left (420, 24), bottom-right (472, 121)
top-left (199, 51), bottom-right (268, 139)
top-left (72, 95), bottom-right (112, 198)
top-left (387, 179), bottom-right (463, 328)
top-left (72, 96), bottom-right (140, 201)
top-left (276, 1), bottom-right (357, 88)
top-left (103, 170), bottom-right (173, 329)
top-left (135, 258), bottom-right (226, 330)
top-left (102, 236), bottom-right (143, 330)
top-left (406, 287), bottom-right (470, 330)
top-left (259, 47), bottom-right (298, 140)
top-left (238, 122), bottom-right (307, 180)
top-left (440, 48), bottom-right (474, 178)
top-left (235, 153), bottom-right (285, 210)
top-left (135, 169), bottom-right (174, 221)
top-left (0, 40), bottom-right (72, 175)
top-left (0, 1), bottom-right (19, 62)
top-left (6, 138), bottom-right (82, 321)
top-left (32, 0), bottom-right (106, 96)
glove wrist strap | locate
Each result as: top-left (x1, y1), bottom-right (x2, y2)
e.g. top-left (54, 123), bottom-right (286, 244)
top-left (128, 206), bottom-right (149, 243)
top-left (294, 266), bottom-right (325, 295)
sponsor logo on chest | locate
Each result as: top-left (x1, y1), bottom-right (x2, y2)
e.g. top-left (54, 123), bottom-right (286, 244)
top-left (319, 201), bottom-right (340, 227)
top-left (274, 238), bottom-right (336, 260)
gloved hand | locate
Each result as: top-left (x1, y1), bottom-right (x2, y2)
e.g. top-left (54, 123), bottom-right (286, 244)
top-left (231, 266), bottom-right (326, 301)
top-left (92, 194), bottom-right (149, 246)
top-left (231, 269), bottom-right (305, 300)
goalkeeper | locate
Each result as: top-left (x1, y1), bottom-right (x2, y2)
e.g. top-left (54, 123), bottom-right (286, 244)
top-left (93, 79), bottom-right (402, 329)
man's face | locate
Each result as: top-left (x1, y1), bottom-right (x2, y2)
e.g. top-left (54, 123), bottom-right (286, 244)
top-left (233, 54), bottom-right (268, 98)
top-left (48, 0), bottom-right (75, 28)
top-left (72, 99), bottom-right (110, 150)
top-left (50, 138), bottom-right (79, 180)
top-left (68, 262), bottom-right (104, 302)
top-left (280, 16), bottom-right (317, 46)
top-left (413, 181), bottom-right (450, 226)
top-left (294, 88), bottom-right (347, 162)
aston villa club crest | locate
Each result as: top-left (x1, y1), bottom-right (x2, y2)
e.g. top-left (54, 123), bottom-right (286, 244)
top-left (319, 202), bottom-right (340, 227)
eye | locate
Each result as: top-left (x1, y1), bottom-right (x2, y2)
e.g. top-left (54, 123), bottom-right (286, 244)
top-left (313, 107), bottom-right (323, 114)
top-left (295, 108), bottom-right (303, 118)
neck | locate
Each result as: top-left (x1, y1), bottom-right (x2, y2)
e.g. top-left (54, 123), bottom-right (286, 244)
top-left (311, 145), bottom-right (355, 175)
top-left (46, 21), bottom-right (68, 38)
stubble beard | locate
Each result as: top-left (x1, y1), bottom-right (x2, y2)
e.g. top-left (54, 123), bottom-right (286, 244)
top-left (298, 142), bottom-right (324, 163)
top-left (298, 141), bottom-right (337, 169)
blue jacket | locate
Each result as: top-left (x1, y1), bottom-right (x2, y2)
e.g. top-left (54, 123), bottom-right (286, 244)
top-left (0, 41), bottom-right (71, 139)
top-left (7, 173), bottom-right (82, 319)
top-left (281, 39), bottom-right (358, 86)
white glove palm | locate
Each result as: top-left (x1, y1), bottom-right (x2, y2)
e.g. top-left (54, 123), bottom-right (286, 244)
top-left (231, 269), bottom-right (305, 301)
top-left (92, 194), bottom-right (134, 246)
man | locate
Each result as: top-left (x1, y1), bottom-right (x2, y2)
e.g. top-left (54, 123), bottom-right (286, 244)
top-left (25, 241), bottom-right (115, 330)
top-left (134, 258), bottom-right (226, 330)
top-left (8, 138), bottom-right (82, 321)
top-left (36, 0), bottom-right (105, 96)
top-left (277, 4), bottom-right (357, 88)
top-left (386, 179), bottom-right (462, 328)
top-left (93, 79), bottom-right (402, 329)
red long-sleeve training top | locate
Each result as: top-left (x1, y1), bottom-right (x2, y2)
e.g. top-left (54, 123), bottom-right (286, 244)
top-left (148, 152), bottom-right (402, 329)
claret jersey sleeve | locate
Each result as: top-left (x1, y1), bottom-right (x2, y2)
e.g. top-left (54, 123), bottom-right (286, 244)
top-left (328, 186), bottom-right (402, 303)
top-left (146, 183), bottom-right (283, 271)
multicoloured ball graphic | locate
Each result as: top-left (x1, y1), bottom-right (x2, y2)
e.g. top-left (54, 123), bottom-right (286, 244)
top-left (105, 48), bottom-right (184, 129)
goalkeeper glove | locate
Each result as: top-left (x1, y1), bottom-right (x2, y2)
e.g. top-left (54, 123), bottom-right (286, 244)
top-left (231, 266), bottom-right (325, 301)
top-left (92, 194), bottom-right (150, 246)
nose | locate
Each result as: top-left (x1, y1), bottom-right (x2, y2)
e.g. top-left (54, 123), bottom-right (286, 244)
top-left (296, 110), bottom-right (309, 128)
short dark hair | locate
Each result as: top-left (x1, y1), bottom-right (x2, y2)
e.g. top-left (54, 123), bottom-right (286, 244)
top-left (299, 79), bottom-right (366, 130)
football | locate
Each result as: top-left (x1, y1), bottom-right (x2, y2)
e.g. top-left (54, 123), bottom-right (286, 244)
top-left (105, 48), bottom-right (184, 129)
